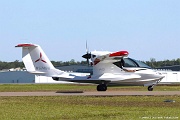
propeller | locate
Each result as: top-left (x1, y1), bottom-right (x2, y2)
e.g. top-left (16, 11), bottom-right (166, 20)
top-left (82, 41), bottom-right (91, 66)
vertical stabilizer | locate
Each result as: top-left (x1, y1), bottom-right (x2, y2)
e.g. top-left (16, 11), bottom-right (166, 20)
top-left (16, 44), bottom-right (55, 71)
top-left (15, 44), bottom-right (65, 77)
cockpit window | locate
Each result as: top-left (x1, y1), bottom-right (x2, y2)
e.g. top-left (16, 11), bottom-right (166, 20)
top-left (123, 58), bottom-right (138, 67)
top-left (132, 59), bottom-right (151, 68)
top-left (113, 58), bottom-right (151, 68)
top-left (113, 58), bottom-right (138, 68)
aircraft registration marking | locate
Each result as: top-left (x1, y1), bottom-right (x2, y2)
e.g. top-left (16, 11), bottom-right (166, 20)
top-left (36, 67), bottom-right (50, 71)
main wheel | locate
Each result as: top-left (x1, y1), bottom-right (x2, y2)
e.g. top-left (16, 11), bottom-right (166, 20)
top-left (101, 84), bottom-right (107, 91)
top-left (97, 84), bottom-right (107, 91)
top-left (148, 86), bottom-right (153, 91)
top-left (97, 84), bottom-right (101, 91)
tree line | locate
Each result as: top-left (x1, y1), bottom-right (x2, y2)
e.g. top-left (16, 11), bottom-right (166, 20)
top-left (144, 58), bottom-right (180, 68)
top-left (1, 58), bottom-right (180, 70)
top-left (0, 59), bottom-right (87, 70)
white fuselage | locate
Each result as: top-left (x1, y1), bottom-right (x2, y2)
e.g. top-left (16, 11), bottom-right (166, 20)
top-left (16, 44), bottom-right (164, 89)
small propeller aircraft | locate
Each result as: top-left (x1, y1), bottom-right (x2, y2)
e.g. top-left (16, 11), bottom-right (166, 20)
top-left (15, 43), bottom-right (164, 91)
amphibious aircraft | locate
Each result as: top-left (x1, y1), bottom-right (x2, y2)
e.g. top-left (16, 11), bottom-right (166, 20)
top-left (15, 43), bottom-right (164, 91)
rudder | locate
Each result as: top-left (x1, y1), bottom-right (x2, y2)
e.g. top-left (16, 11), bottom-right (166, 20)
top-left (16, 44), bottom-right (55, 72)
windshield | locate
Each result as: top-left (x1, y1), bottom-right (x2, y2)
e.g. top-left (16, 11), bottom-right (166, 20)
top-left (123, 58), bottom-right (138, 67)
top-left (132, 59), bottom-right (151, 68)
top-left (113, 58), bottom-right (151, 69)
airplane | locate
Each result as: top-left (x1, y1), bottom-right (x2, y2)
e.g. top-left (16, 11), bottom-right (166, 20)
top-left (15, 43), bottom-right (164, 91)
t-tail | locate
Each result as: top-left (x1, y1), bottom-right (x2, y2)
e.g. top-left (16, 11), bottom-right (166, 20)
top-left (15, 44), bottom-right (72, 79)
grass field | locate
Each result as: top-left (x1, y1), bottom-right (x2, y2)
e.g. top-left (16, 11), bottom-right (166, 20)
top-left (0, 96), bottom-right (179, 120)
top-left (0, 84), bottom-right (179, 120)
top-left (0, 83), bottom-right (180, 92)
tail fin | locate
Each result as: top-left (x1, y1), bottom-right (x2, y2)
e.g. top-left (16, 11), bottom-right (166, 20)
top-left (15, 44), bottom-right (64, 77)
top-left (16, 43), bottom-right (54, 71)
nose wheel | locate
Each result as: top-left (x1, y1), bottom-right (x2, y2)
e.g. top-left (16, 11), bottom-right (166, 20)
top-left (148, 85), bottom-right (154, 91)
top-left (97, 84), bottom-right (107, 91)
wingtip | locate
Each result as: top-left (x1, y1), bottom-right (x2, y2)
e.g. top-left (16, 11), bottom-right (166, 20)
top-left (109, 51), bottom-right (129, 57)
top-left (15, 43), bottom-right (36, 47)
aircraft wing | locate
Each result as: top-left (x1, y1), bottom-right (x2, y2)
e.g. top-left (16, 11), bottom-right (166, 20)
top-left (94, 51), bottom-right (129, 64)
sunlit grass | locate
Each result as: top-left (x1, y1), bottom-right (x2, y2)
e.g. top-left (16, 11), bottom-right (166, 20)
top-left (0, 84), bottom-right (179, 120)
top-left (0, 96), bottom-right (179, 120)
top-left (0, 84), bottom-right (180, 92)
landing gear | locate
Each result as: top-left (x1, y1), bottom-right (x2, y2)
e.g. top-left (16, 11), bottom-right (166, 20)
top-left (148, 85), bottom-right (154, 91)
top-left (97, 84), bottom-right (107, 91)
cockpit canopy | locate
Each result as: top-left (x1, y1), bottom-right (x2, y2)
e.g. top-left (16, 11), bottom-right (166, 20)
top-left (113, 58), bottom-right (151, 69)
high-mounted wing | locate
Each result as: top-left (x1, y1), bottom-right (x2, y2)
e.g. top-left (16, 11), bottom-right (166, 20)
top-left (93, 51), bottom-right (129, 65)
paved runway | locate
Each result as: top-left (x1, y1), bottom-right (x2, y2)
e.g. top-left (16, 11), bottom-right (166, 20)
top-left (0, 91), bottom-right (180, 96)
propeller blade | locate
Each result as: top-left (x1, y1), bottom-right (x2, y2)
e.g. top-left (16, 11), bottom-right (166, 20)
top-left (86, 40), bottom-right (88, 53)
top-left (82, 41), bottom-right (91, 66)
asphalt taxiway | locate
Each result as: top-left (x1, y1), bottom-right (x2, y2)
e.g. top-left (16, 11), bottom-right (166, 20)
top-left (0, 91), bottom-right (180, 96)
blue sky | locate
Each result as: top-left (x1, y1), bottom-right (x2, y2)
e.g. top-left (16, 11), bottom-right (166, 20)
top-left (0, 0), bottom-right (180, 62)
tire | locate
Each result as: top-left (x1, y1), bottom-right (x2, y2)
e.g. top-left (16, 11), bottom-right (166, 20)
top-left (148, 86), bottom-right (153, 91)
top-left (97, 84), bottom-right (107, 91)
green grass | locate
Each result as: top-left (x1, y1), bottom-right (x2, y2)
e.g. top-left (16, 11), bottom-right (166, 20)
top-left (0, 84), bottom-right (95, 92)
top-left (0, 84), bottom-right (180, 92)
top-left (0, 84), bottom-right (180, 120)
top-left (0, 96), bottom-right (179, 120)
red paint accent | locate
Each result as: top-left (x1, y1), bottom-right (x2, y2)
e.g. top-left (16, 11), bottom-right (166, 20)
top-left (94, 58), bottom-right (100, 65)
top-left (15, 44), bottom-right (35, 47)
top-left (41, 60), bottom-right (47, 63)
top-left (35, 53), bottom-right (47, 63)
top-left (109, 51), bottom-right (129, 57)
